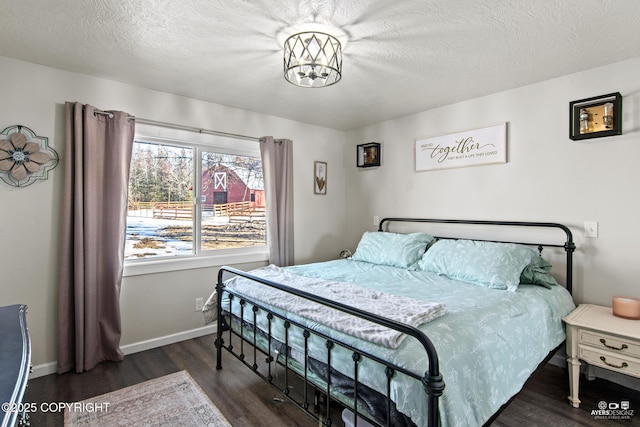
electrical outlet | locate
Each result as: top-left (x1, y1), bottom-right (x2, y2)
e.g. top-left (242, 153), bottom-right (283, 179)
top-left (584, 221), bottom-right (598, 238)
top-left (373, 215), bottom-right (379, 226)
top-left (195, 297), bottom-right (204, 312)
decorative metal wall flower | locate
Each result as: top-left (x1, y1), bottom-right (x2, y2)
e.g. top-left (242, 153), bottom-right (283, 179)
top-left (0, 125), bottom-right (59, 188)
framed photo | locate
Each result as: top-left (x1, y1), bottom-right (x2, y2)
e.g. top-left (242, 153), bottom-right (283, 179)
top-left (415, 123), bottom-right (507, 172)
top-left (569, 92), bottom-right (622, 140)
top-left (357, 142), bottom-right (381, 167)
top-left (314, 161), bottom-right (327, 195)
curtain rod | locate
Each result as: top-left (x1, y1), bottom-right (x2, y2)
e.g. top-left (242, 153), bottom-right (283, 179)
top-left (93, 109), bottom-right (260, 142)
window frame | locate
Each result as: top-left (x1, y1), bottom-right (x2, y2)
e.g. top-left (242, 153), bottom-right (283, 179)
top-left (123, 133), bottom-right (268, 277)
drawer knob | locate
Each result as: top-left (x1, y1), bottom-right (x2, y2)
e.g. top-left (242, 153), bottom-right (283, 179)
top-left (599, 338), bottom-right (628, 351)
top-left (599, 356), bottom-right (628, 369)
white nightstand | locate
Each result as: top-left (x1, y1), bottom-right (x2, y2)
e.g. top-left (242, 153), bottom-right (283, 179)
top-left (563, 304), bottom-right (640, 408)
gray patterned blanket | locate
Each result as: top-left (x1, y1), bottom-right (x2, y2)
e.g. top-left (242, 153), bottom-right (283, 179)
top-left (222, 264), bottom-right (447, 348)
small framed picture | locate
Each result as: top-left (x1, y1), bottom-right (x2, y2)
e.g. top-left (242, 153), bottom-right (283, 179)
top-left (314, 161), bottom-right (327, 195)
top-left (357, 142), bottom-right (381, 168)
top-left (569, 92), bottom-right (622, 140)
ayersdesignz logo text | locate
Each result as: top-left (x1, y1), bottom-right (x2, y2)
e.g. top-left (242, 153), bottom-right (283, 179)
top-left (591, 400), bottom-right (634, 420)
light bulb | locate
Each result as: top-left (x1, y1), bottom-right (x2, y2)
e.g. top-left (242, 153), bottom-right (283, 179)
top-left (579, 109), bottom-right (589, 133)
top-left (603, 102), bottom-right (614, 129)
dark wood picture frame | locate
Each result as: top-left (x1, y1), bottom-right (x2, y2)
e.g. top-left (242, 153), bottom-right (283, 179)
top-left (569, 92), bottom-right (622, 140)
top-left (357, 142), bottom-right (381, 168)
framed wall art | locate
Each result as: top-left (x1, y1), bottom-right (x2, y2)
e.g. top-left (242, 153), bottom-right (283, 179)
top-left (569, 92), bottom-right (622, 140)
top-left (0, 124), bottom-right (59, 187)
top-left (314, 161), bottom-right (327, 195)
top-left (415, 123), bottom-right (507, 172)
top-left (356, 142), bottom-right (380, 168)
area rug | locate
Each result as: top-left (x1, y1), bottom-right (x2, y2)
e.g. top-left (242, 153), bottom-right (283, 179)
top-left (64, 370), bottom-right (232, 426)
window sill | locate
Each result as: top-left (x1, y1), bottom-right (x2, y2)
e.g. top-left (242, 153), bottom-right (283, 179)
top-left (123, 248), bottom-right (269, 277)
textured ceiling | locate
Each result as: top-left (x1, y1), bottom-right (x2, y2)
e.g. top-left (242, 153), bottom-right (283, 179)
top-left (1, 0), bottom-right (640, 130)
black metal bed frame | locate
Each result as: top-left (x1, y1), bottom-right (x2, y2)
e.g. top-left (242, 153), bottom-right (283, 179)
top-left (214, 218), bottom-right (576, 427)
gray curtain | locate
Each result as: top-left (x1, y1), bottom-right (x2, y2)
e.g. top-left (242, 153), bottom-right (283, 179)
top-left (57, 102), bottom-right (135, 374)
top-left (259, 136), bottom-right (294, 266)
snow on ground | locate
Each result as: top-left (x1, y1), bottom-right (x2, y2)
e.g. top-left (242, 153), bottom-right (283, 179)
top-left (124, 211), bottom-right (229, 259)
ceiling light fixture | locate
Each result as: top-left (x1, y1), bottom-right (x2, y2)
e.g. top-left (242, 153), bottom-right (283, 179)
top-left (283, 31), bottom-right (342, 88)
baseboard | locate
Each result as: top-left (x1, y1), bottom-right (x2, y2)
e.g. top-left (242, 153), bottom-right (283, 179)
top-left (120, 324), bottom-right (217, 355)
top-left (548, 352), bottom-right (565, 367)
top-left (30, 323), bottom-right (217, 379)
top-left (31, 362), bottom-right (57, 379)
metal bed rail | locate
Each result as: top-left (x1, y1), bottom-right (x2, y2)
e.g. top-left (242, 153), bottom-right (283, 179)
top-left (215, 266), bottom-right (443, 427)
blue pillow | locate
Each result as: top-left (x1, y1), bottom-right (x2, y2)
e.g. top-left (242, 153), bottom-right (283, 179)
top-left (520, 254), bottom-right (559, 288)
top-left (351, 231), bottom-right (434, 268)
top-left (417, 239), bottom-right (535, 291)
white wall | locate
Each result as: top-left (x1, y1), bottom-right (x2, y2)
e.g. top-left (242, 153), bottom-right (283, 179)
top-left (0, 56), bottom-right (347, 371)
top-left (345, 56), bottom-right (640, 307)
top-left (4, 52), bottom-right (639, 380)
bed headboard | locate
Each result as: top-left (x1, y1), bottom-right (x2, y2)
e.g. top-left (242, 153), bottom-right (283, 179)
top-left (378, 218), bottom-right (576, 294)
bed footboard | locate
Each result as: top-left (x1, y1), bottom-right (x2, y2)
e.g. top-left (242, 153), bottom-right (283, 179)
top-left (215, 266), bottom-right (444, 427)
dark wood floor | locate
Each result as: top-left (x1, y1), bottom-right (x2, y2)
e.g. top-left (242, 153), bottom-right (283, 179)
top-left (26, 335), bottom-right (639, 426)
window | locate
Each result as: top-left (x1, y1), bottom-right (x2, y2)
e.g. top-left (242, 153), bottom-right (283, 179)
top-left (125, 135), bottom-right (265, 262)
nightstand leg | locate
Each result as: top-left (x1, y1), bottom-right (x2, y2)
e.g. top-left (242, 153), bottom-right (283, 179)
top-left (567, 356), bottom-right (581, 408)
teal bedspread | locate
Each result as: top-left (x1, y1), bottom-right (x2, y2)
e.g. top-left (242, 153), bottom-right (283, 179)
top-left (224, 259), bottom-right (575, 426)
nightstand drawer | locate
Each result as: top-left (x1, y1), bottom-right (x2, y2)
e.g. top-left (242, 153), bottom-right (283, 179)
top-left (579, 346), bottom-right (640, 377)
top-left (580, 330), bottom-right (640, 358)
